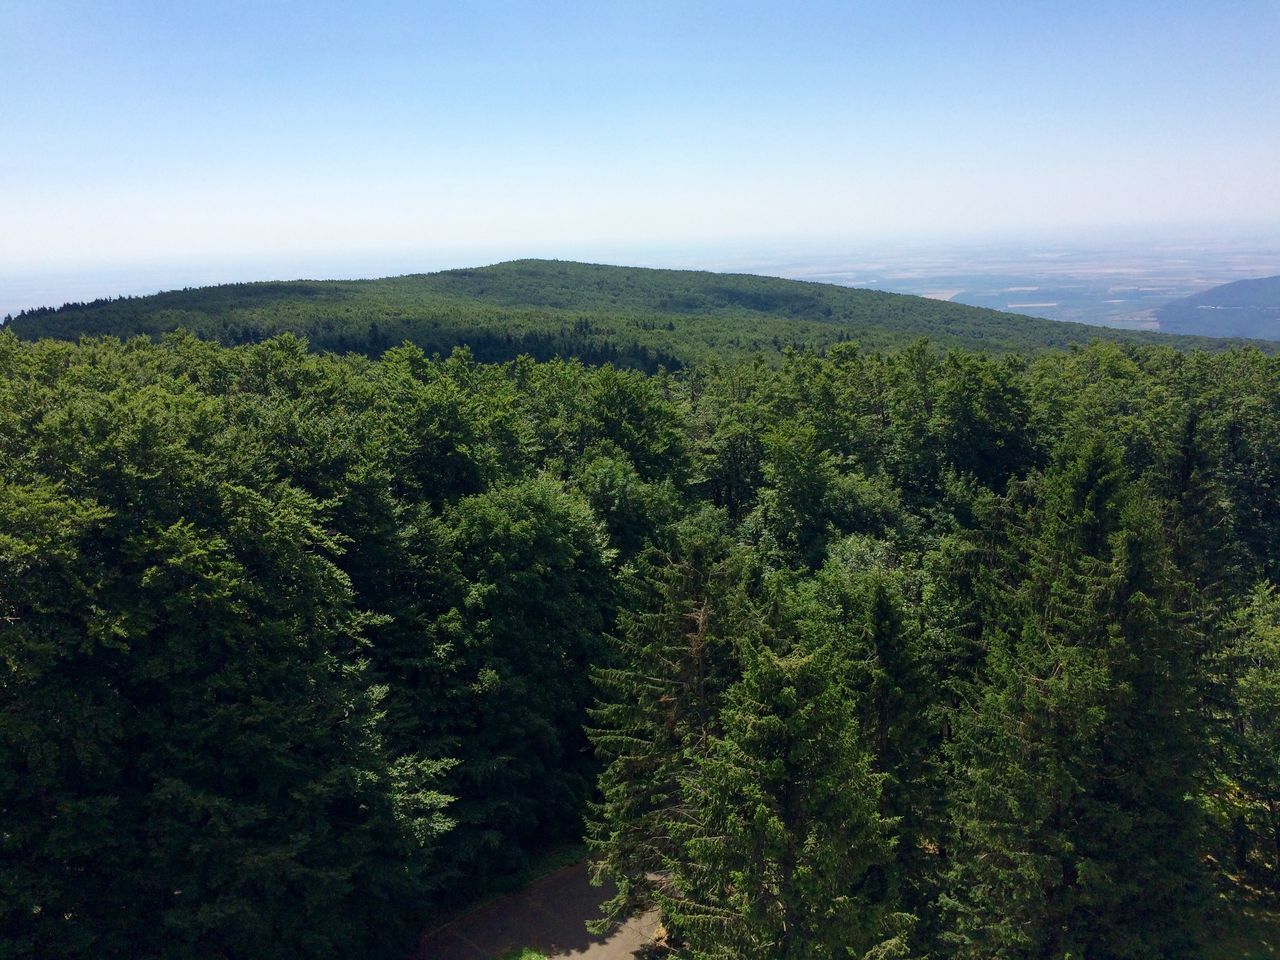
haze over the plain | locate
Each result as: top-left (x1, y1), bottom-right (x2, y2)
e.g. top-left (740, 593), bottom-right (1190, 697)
top-left (3, 0), bottom-right (1278, 279)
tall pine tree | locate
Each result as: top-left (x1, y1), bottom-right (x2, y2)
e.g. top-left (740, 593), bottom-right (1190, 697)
top-left (659, 632), bottom-right (908, 960)
top-left (944, 435), bottom-right (1205, 959)
top-left (586, 508), bottom-right (754, 930)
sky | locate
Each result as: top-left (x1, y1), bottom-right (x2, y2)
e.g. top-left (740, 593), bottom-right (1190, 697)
top-left (2, 0), bottom-right (1279, 283)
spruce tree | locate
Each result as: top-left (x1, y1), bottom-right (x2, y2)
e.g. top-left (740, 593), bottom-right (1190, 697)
top-left (943, 435), bottom-right (1205, 959)
top-left (801, 537), bottom-right (937, 927)
top-left (660, 634), bottom-right (907, 960)
top-left (1211, 584), bottom-right (1280, 887)
top-left (586, 508), bottom-right (753, 930)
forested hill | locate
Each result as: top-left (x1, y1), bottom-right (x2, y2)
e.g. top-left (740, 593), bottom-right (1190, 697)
top-left (1157, 274), bottom-right (1280, 339)
top-left (6, 259), bottom-right (1256, 367)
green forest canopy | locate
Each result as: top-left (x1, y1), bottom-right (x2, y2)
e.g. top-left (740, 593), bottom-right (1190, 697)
top-left (7, 259), bottom-right (1271, 369)
top-left (4, 325), bottom-right (1280, 958)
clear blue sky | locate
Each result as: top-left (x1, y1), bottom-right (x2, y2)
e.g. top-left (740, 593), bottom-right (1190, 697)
top-left (2, 0), bottom-right (1278, 271)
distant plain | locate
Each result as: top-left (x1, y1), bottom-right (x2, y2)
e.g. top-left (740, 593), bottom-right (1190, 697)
top-left (750, 234), bottom-right (1280, 332)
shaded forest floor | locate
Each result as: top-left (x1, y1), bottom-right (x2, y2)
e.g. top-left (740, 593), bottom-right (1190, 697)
top-left (421, 865), bottom-right (1279, 960)
top-left (1206, 876), bottom-right (1280, 959)
top-left (415, 861), bottom-right (661, 960)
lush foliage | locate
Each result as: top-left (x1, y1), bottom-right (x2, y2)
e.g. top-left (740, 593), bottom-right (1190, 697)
top-left (4, 327), bottom-right (1280, 958)
top-left (7, 260), bottom-right (1264, 371)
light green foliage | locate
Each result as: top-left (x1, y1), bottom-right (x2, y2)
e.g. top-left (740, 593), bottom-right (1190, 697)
top-left (661, 636), bottom-right (906, 960)
top-left (798, 537), bottom-right (938, 934)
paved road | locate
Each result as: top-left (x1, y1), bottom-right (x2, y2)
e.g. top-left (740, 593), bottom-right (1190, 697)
top-left (415, 862), bottom-right (661, 960)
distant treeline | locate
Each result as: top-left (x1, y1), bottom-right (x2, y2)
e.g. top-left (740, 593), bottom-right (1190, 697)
top-left (3, 329), bottom-right (1279, 958)
top-left (8, 259), bottom-right (1269, 369)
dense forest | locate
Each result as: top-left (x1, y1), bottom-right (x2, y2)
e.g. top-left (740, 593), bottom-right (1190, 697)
top-left (4, 323), bottom-right (1280, 959)
top-left (6, 260), bottom-right (1269, 368)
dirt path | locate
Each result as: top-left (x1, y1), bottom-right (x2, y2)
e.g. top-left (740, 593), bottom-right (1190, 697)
top-left (414, 862), bottom-right (661, 960)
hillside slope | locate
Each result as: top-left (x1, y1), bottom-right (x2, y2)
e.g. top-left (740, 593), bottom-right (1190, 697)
top-left (1156, 275), bottom-right (1280, 340)
top-left (7, 259), bottom-right (1262, 367)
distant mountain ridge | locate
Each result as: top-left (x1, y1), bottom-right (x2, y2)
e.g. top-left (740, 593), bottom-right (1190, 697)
top-left (1156, 275), bottom-right (1280, 340)
top-left (7, 259), bottom-right (1269, 367)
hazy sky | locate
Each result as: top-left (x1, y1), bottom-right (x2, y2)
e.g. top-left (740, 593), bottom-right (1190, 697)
top-left (3, 0), bottom-right (1279, 272)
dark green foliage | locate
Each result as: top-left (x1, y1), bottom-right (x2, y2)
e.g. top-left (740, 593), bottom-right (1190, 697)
top-left (434, 478), bottom-right (612, 887)
top-left (0, 354), bottom-right (451, 959)
top-left (944, 437), bottom-right (1205, 959)
top-left (931, 351), bottom-right (1036, 488)
top-left (4, 324), bottom-right (1279, 959)
top-left (0, 334), bottom-right (614, 957)
top-left (587, 508), bottom-right (753, 929)
top-left (1209, 586), bottom-right (1280, 888)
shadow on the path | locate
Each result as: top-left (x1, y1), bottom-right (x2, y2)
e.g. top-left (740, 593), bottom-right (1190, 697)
top-left (416, 861), bottom-right (660, 960)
